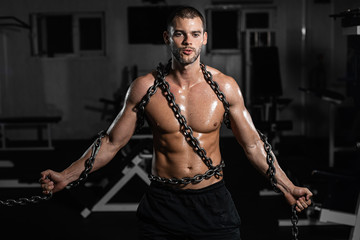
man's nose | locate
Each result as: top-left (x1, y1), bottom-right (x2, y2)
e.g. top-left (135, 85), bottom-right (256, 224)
top-left (182, 34), bottom-right (192, 45)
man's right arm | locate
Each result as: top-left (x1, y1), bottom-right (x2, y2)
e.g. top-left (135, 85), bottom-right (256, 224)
top-left (40, 74), bottom-right (154, 194)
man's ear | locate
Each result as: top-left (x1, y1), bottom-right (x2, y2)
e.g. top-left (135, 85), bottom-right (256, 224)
top-left (163, 31), bottom-right (170, 45)
top-left (203, 31), bottom-right (208, 45)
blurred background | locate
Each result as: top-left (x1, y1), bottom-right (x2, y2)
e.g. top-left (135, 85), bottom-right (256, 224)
top-left (0, 0), bottom-right (359, 239)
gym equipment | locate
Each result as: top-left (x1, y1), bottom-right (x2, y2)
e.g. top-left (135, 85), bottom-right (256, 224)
top-left (81, 135), bottom-right (152, 218)
top-left (0, 130), bottom-right (106, 206)
top-left (0, 116), bottom-right (62, 151)
top-left (310, 170), bottom-right (360, 240)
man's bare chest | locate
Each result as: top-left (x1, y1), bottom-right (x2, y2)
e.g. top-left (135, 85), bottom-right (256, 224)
top-left (145, 83), bottom-right (225, 133)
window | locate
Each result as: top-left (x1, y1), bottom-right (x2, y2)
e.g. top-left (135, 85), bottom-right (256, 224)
top-left (30, 12), bottom-right (105, 57)
top-left (245, 12), bottom-right (269, 29)
top-left (210, 10), bottom-right (239, 50)
top-left (79, 17), bottom-right (103, 51)
top-left (127, 6), bottom-right (181, 44)
top-left (206, 8), bottom-right (240, 53)
top-left (206, 6), bottom-right (275, 53)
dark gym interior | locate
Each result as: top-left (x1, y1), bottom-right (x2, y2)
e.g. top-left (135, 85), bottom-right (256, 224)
top-left (1, 0), bottom-right (359, 239)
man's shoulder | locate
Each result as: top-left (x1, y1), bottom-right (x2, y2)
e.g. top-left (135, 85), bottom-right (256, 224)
top-left (133, 71), bottom-right (156, 86)
top-left (127, 71), bottom-right (156, 103)
top-left (205, 65), bottom-right (238, 88)
top-left (131, 71), bottom-right (156, 92)
top-left (203, 65), bottom-right (242, 105)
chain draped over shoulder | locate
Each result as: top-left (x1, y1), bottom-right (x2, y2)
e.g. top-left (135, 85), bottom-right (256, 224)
top-left (133, 60), bottom-right (231, 185)
top-left (134, 60), bottom-right (231, 133)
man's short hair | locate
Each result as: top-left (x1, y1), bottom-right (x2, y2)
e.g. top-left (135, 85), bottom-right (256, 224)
top-left (166, 6), bottom-right (206, 32)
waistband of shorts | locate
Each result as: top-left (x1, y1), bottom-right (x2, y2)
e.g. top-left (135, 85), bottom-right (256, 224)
top-left (149, 179), bottom-right (225, 194)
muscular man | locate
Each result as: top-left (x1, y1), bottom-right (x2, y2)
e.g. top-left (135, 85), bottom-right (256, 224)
top-left (40, 6), bottom-right (312, 239)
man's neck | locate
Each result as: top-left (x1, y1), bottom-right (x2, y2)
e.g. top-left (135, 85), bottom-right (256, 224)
top-left (170, 58), bottom-right (202, 88)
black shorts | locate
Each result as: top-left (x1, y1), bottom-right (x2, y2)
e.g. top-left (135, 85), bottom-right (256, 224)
top-left (136, 180), bottom-right (241, 240)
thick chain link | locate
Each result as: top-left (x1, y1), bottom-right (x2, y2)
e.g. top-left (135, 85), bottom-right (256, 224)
top-left (200, 63), bottom-right (231, 129)
top-left (149, 161), bottom-right (225, 185)
top-left (0, 193), bottom-right (52, 207)
top-left (257, 130), bottom-right (281, 193)
top-left (257, 129), bottom-right (299, 239)
top-left (0, 131), bottom-right (107, 207)
top-left (158, 73), bottom-right (213, 169)
top-left (66, 131), bottom-right (107, 188)
top-left (134, 81), bottom-right (161, 133)
top-left (134, 61), bottom-right (231, 132)
top-left (291, 204), bottom-right (299, 240)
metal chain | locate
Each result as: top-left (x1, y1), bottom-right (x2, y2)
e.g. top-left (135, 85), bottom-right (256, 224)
top-left (257, 129), bottom-right (281, 193)
top-left (0, 193), bottom-right (52, 207)
top-left (136, 62), bottom-right (300, 239)
top-left (134, 61), bottom-right (231, 131)
top-left (0, 131), bottom-right (107, 207)
top-left (158, 71), bottom-right (213, 169)
top-left (200, 63), bottom-right (231, 129)
top-left (149, 161), bottom-right (225, 185)
top-left (152, 61), bottom-right (225, 184)
top-left (134, 78), bottom-right (162, 133)
top-left (291, 204), bottom-right (299, 240)
top-left (136, 60), bottom-right (230, 185)
top-left (134, 61), bottom-right (171, 132)
top-left (66, 130), bottom-right (107, 188)
top-left (257, 129), bottom-right (299, 239)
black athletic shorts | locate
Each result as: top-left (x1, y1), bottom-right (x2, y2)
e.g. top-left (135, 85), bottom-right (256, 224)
top-left (136, 180), bottom-right (241, 240)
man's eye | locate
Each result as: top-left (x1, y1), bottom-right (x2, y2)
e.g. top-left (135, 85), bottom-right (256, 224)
top-left (193, 33), bottom-right (200, 37)
top-left (174, 32), bottom-right (182, 37)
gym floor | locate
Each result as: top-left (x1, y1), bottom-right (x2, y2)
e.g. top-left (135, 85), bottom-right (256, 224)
top-left (0, 136), bottom-right (356, 240)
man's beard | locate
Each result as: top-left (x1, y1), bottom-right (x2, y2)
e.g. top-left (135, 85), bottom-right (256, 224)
top-left (170, 46), bottom-right (202, 65)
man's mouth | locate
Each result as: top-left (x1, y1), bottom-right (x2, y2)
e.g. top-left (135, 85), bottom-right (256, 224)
top-left (182, 48), bottom-right (194, 55)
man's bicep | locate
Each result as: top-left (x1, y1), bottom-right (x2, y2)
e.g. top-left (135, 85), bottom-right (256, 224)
top-left (107, 102), bottom-right (138, 148)
top-left (106, 76), bottom-right (152, 146)
top-left (229, 92), bottom-right (259, 148)
top-left (106, 78), bottom-right (147, 146)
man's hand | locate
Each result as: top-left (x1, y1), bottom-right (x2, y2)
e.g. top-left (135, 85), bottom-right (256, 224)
top-left (284, 186), bottom-right (313, 212)
top-left (39, 170), bottom-right (68, 194)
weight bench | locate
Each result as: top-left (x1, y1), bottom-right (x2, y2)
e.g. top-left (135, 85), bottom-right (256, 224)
top-left (81, 135), bottom-right (152, 218)
top-left (318, 196), bottom-right (360, 240)
top-left (0, 116), bottom-right (62, 150)
top-left (312, 170), bottom-right (360, 240)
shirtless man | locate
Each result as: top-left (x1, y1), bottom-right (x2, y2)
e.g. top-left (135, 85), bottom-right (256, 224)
top-left (40, 6), bottom-right (312, 239)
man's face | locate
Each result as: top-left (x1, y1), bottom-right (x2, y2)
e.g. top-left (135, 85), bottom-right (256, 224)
top-left (164, 17), bottom-right (208, 65)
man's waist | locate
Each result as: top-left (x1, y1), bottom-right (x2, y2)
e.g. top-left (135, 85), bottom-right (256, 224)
top-left (149, 160), bottom-right (225, 186)
top-left (149, 178), bottom-right (225, 194)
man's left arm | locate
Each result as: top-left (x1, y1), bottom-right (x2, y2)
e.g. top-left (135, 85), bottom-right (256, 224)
top-left (222, 75), bottom-right (312, 212)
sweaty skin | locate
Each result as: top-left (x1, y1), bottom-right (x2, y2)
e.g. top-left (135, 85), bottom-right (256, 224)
top-left (40, 16), bottom-right (312, 212)
top-left (146, 65), bottom-right (225, 189)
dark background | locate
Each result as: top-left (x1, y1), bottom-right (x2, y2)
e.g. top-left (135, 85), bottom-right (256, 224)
top-left (1, 0), bottom-right (359, 239)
